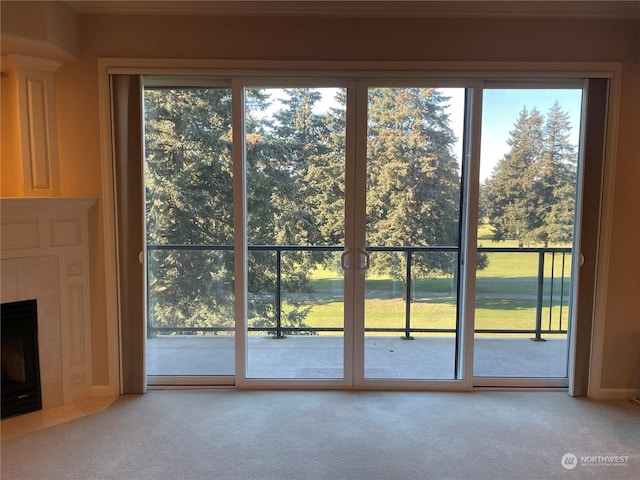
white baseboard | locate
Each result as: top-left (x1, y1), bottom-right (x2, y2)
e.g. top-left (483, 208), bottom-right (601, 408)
top-left (91, 385), bottom-right (119, 398)
top-left (590, 388), bottom-right (640, 400)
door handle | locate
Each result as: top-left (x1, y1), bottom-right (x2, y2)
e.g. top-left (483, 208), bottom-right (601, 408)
top-left (341, 249), bottom-right (370, 270)
top-left (341, 250), bottom-right (351, 270)
top-left (358, 249), bottom-right (370, 270)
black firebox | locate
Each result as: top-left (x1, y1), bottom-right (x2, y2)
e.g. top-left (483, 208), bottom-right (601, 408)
top-left (1, 299), bottom-right (42, 418)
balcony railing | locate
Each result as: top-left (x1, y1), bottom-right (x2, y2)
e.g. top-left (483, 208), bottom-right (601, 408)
top-left (146, 244), bottom-right (572, 340)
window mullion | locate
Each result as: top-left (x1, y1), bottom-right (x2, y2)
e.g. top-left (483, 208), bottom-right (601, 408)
top-left (232, 80), bottom-right (248, 385)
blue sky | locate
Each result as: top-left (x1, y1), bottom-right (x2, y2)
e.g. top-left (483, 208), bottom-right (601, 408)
top-left (479, 89), bottom-right (583, 181)
top-left (442, 87), bottom-right (583, 181)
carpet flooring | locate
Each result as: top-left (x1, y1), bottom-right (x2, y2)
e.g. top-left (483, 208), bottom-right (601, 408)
top-left (1, 390), bottom-right (639, 480)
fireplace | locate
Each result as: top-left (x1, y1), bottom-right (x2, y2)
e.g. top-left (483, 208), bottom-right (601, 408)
top-left (1, 197), bottom-right (96, 409)
top-left (1, 299), bottom-right (42, 418)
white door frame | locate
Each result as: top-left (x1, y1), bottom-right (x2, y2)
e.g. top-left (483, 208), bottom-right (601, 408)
top-left (97, 59), bottom-right (621, 395)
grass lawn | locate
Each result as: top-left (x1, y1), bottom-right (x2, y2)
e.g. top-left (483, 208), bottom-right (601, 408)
top-left (310, 227), bottom-right (573, 296)
top-left (284, 295), bottom-right (568, 337)
top-left (280, 226), bottom-right (573, 337)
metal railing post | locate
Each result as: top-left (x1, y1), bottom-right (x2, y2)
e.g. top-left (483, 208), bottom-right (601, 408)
top-left (532, 250), bottom-right (546, 341)
top-left (548, 251), bottom-right (555, 331)
top-left (402, 249), bottom-right (414, 340)
top-left (273, 248), bottom-right (285, 338)
top-left (559, 252), bottom-right (566, 331)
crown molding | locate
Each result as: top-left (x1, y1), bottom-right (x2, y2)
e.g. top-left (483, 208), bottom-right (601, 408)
top-left (64, 1), bottom-right (640, 19)
top-left (9, 54), bottom-right (63, 72)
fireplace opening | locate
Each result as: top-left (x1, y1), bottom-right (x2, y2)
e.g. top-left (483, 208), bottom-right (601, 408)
top-left (1, 299), bottom-right (42, 418)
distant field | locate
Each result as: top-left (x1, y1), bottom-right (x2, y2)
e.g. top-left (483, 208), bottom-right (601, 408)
top-left (275, 227), bottom-right (574, 337)
top-left (280, 295), bottom-right (568, 338)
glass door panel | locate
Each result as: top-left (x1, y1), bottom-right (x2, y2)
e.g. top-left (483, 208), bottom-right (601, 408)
top-left (244, 87), bottom-right (347, 379)
top-left (144, 86), bottom-right (235, 377)
top-left (143, 79), bottom-right (587, 387)
top-left (473, 88), bottom-right (583, 379)
top-left (364, 87), bottom-right (467, 380)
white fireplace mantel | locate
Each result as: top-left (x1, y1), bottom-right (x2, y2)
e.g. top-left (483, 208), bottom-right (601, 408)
top-left (1, 197), bottom-right (96, 408)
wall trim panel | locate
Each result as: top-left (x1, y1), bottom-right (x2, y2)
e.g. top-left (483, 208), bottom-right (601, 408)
top-left (10, 54), bottom-right (61, 196)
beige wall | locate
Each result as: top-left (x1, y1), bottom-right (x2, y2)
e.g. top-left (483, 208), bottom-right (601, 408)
top-left (3, 12), bottom-right (639, 392)
top-left (54, 60), bottom-right (110, 385)
top-left (79, 15), bottom-right (637, 63)
top-left (600, 62), bottom-right (640, 390)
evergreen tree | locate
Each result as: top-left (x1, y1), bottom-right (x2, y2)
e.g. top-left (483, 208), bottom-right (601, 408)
top-left (482, 107), bottom-right (545, 246)
top-left (305, 89), bottom-right (347, 247)
top-left (482, 103), bottom-right (577, 247)
top-left (144, 88), bottom-right (235, 332)
top-left (145, 86), bottom-right (482, 332)
top-left (366, 88), bottom-right (461, 281)
top-left (245, 88), bottom-right (346, 333)
top-left (538, 101), bottom-right (577, 245)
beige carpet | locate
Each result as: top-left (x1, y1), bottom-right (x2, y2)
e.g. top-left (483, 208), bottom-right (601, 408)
top-left (1, 390), bottom-right (638, 480)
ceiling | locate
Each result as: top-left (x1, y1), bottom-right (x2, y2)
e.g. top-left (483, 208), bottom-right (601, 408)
top-left (64, 1), bottom-right (640, 19)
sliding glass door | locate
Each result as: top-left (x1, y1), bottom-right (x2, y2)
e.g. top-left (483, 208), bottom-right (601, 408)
top-left (144, 86), bottom-right (235, 378)
top-left (243, 86), bottom-right (348, 380)
top-left (362, 86), bottom-right (467, 381)
top-left (142, 76), bottom-right (586, 388)
top-left (144, 85), bottom-right (236, 380)
top-left (238, 82), bottom-right (470, 386)
top-left (473, 86), bottom-right (583, 384)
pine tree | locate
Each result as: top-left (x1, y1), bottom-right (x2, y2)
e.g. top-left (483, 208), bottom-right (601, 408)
top-left (144, 88), bottom-right (235, 332)
top-left (366, 87), bottom-right (461, 281)
top-left (482, 103), bottom-right (577, 247)
top-left (305, 89), bottom-right (347, 247)
top-left (538, 101), bottom-right (577, 245)
top-left (245, 88), bottom-right (346, 333)
top-left (482, 107), bottom-right (545, 246)
top-left (145, 86), bottom-right (486, 332)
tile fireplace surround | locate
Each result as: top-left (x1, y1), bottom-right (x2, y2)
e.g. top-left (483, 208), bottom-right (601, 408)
top-left (1, 198), bottom-right (95, 410)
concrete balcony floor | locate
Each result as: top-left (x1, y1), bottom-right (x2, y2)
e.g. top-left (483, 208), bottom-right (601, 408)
top-left (147, 335), bottom-right (568, 380)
